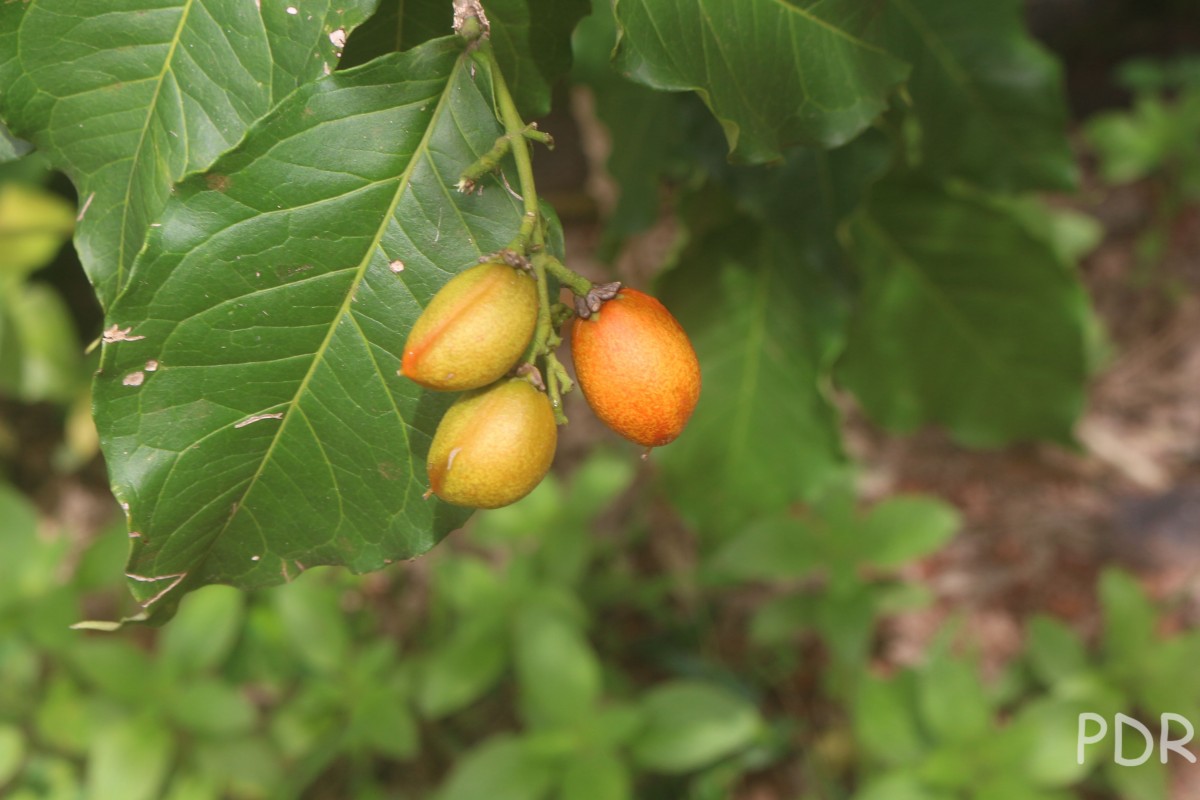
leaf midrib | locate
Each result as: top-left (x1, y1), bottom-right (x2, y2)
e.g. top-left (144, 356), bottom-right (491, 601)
top-left (115, 0), bottom-right (195, 296)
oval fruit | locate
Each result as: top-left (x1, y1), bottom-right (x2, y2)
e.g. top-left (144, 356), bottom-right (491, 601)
top-left (401, 262), bottom-right (537, 391)
top-left (427, 379), bottom-right (557, 509)
top-left (570, 288), bottom-right (700, 448)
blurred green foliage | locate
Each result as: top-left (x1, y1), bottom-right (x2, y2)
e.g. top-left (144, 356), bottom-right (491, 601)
top-left (1086, 54), bottom-right (1200, 274)
top-left (2, 461), bottom-right (1196, 798)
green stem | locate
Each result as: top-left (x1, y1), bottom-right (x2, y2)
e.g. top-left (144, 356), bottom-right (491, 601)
top-left (542, 254), bottom-right (591, 296)
top-left (482, 40), bottom-right (543, 251)
top-left (476, 40), bottom-right (594, 423)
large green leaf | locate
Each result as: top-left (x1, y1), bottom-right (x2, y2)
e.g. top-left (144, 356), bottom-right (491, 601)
top-left (865, 0), bottom-right (1075, 191)
top-left (343, 0), bottom-right (587, 117)
top-left (92, 38), bottom-right (541, 622)
top-left (613, 0), bottom-right (909, 162)
top-left (655, 138), bottom-right (892, 534)
top-left (657, 224), bottom-right (846, 534)
top-left (628, 680), bottom-right (762, 773)
top-left (340, 0), bottom-right (451, 69)
top-left (838, 178), bottom-right (1090, 446)
top-left (486, 0), bottom-right (590, 118)
top-left (0, 0), bottom-right (378, 308)
top-left (437, 736), bottom-right (556, 800)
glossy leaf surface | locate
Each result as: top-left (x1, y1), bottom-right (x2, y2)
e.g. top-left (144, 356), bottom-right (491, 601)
top-left (93, 39), bottom-right (542, 622)
top-left (0, 0), bottom-right (378, 306)
top-left (613, 0), bottom-right (909, 162)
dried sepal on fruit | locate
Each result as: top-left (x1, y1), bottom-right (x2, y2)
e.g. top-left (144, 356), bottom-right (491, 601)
top-left (570, 288), bottom-right (701, 449)
top-left (426, 378), bottom-right (557, 509)
top-left (401, 261), bottom-right (537, 391)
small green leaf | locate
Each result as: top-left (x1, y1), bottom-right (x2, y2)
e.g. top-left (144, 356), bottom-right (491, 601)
top-left (628, 680), bottom-right (761, 774)
top-left (1025, 615), bottom-right (1088, 687)
top-left (514, 604), bottom-right (602, 728)
top-left (272, 570), bottom-right (352, 675)
top-left (613, 0), bottom-right (909, 162)
top-left (852, 771), bottom-right (953, 800)
top-left (158, 585), bottom-right (245, 677)
top-left (1086, 98), bottom-right (1174, 185)
top-left (1099, 569), bottom-right (1156, 687)
top-left (0, 282), bottom-right (82, 404)
top-left (418, 615), bottom-right (509, 719)
top-left (816, 590), bottom-right (878, 680)
top-left (564, 450), bottom-right (636, 525)
top-left (916, 656), bottom-right (991, 744)
top-left (162, 772), bottom-right (223, 800)
top-left (34, 675), bottom-right (98, 756)
top-left (86, 714), bottom-right (174, 800)
top-left (436, 735), bottom-right (556, 800)
top-left (747, 594), bottom-right (814, 647)
top-left (1103, 753), bottom-right (1168, 800)
top-left (711, 515), bottom-right (818, 581)
top-left (192, 736), bottom-right (283, 798)
top-left (0, 182), bottom-right (74, 277)
top-left (0, 724), bottom-right (25, 787)
top-left (855, 672), bottom-right (926, 765)
top-left (1137, 634), bottom-right (1200, 718)
top-left (560, 749), bottom-right (630, 800)
top-left (859, 496), bottom-right (959, 568)
top-left (167, 680), bottom-right (257, 737)
top-left (69, 639), bottom-right (159, 706)
top-left (348, 681), bottom-right (419, 759)
top-left (1008, 697), bottom-right (1095, 787)
top-left (0, 485), bottom-right (38, 604)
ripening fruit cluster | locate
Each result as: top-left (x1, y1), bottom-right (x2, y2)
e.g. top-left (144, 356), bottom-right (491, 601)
top-left (401, 261), bottom-right (700, 509)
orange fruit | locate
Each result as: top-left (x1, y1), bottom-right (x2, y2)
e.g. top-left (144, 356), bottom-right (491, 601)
top-left (570, 288), bottom-right (700, 448)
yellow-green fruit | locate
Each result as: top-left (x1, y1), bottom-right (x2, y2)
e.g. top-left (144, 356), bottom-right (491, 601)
top-left (401, 262), bottom-right (537, 391)
top-left (427, 379), bottom-right (557, 509)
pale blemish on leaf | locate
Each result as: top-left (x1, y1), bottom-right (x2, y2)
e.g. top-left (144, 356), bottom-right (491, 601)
top-left (125, 572), bottom-right (187, 607)
top-left (123, 371), bottom-right (146, 386)
top-left (103, 324), bottom-right (146, 343)
top-left (76, 192), bottom-right (95, 222)
top-left (235, 412), bottom-right (284, 428)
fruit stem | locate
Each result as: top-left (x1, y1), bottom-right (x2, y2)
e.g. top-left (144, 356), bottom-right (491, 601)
top-left (476, 41), bottom-right (593, 295)
top-left (545, 353), bottom-right (572, 425)
top-left (474, 39), bottom-right (599, 424)
top-left (480, 39), bottom-right (545, 252)
top-left (540, 254), bottom-right (591, 296)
